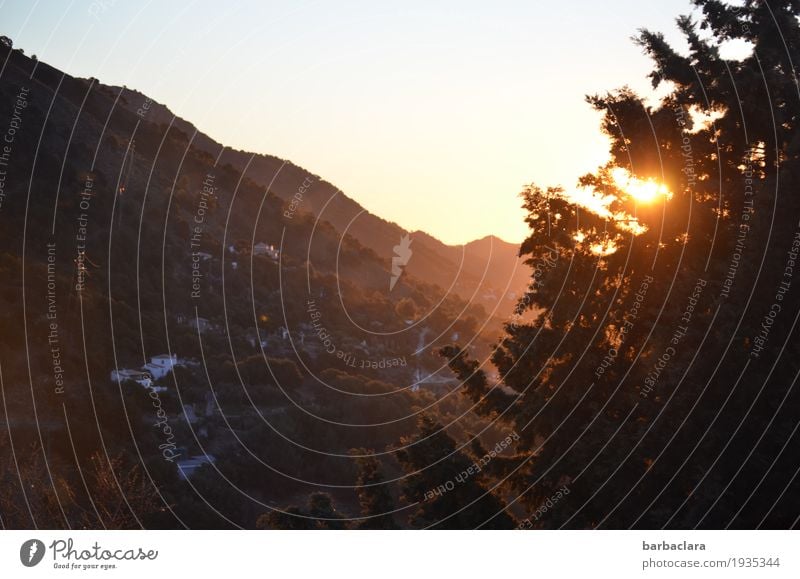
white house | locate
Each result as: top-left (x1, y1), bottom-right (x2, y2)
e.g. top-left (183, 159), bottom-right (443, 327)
top-left (110, 354), bottom-right (181, 391)
top-left (194, 317), bottom-right (213, 333)
top-left (176, 455), bottom-right (216, 481)
top-left (178, 315), bottom-right (215, 334)
top-left (144, 354), bottom-right (178, 380)
top-left (253, 242), bottom-right (280, 260)
top-left (110, 369), bottom-right (152, 388)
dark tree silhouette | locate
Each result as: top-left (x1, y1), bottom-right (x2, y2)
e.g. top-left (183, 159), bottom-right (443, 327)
top-left (444, 0), bottom-right (800, 529)
top-left (395, 416), bottom-right (516, 529)
top-left (351, 449), bottom-right (399, 529)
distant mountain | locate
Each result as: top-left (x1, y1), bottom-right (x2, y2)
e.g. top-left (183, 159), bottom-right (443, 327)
top-left (0, 44), bottom-right (520, 528)
top-left (0, 42), bottom-right (505, 386)
top-left (104, 85), bottom-right (531, 312)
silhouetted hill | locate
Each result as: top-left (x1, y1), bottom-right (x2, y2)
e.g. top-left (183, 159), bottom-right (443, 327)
top-left (103, 85), bottom-right (531, 310)
top-left (0, 42), bottom-right (511, 528)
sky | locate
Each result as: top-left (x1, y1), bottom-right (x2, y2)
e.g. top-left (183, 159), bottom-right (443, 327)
top-left (1, 0), bottom-right (699, 245)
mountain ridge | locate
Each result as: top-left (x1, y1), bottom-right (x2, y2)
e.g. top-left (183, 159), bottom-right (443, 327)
top-left (102, 83), bottom-right (531, 309)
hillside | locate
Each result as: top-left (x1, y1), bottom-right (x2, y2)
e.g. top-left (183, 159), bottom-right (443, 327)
top-left (103, 84), bottom-right (531, 311)
top-left (0, 42), bottom-right (512, 528)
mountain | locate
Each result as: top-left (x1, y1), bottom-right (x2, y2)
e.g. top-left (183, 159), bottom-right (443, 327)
top-left (103, 84), bottom-right (531, 311)
top-left (0, 41), bottom-right (518, 528)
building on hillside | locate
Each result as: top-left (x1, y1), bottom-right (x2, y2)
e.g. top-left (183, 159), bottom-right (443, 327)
top-left (176, 455), bottom-right (216, 481)
top-left (253, 242), bottom-right (280, 260)
top-left (177, 314), bottom-right (217, 334)
top-left (194, 317), bottom-right (213, 333)
top-left (110, 369), bottom-right (152, 388)
top-left (144, 354), bottom-right (178, 380)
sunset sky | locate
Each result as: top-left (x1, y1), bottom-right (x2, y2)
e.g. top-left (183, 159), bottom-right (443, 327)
top-left (3, 0), bottom-right (699, 244)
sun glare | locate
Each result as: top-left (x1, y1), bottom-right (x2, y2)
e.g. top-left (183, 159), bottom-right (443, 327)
top-left (611, 167), bottom-right (671, 204)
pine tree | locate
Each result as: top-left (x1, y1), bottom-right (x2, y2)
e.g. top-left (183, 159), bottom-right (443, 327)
top-left (351, 449), bottom-right (400, 529)
top-left (444, 1), bottom-right (800, 528)
top-left (395, 416), bottom-right (516, 529)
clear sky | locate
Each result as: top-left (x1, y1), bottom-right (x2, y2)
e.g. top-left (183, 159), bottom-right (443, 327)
top-left (2, 0), bottom-right (697, 244)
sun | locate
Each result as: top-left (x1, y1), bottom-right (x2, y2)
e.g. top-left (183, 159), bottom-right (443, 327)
top-left (610, 167), bottom-right (671, 204)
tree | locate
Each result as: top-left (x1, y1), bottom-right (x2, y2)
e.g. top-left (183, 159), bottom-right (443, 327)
top-left (394, 297), bottom-right (418, 320)
top-left (256, 506), bottom-right (314, 530)
top-left (351, 449), bottom-right (399, 529)
top-left (255, 492), bottom-right (349, 529)
top-left (307, 492), bottom-right (348, 529)
top-left (79, 452), bottom-right (164, 529)
top-left (0, 440), bottom-right (164, 529)
top-left (395, 416), bottom-right (516, 529)
top-left (443, 1), bottom-right (800, 528)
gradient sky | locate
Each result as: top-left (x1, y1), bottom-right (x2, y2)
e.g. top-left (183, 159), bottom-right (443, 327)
top-left (2, 0), bottom-right (698, 244)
